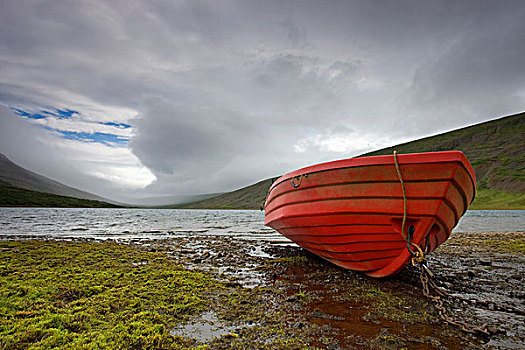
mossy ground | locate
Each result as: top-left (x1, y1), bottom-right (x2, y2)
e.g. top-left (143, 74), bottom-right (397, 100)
top-left (0, 240), bottom-right (314, 350)
top-left (0, 241), bottom-right (218, 349)
top-left (2, 233), bottom-right (522, 349)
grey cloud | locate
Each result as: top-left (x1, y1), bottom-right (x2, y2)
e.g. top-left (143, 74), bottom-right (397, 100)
top-left (130, 97), bottom-right (290, 194)
top-left (1, 0), bottom-right (524, 200)
top-left (402, 3), bottom-right (525, 134)
top-left (132, 101), bottom-right (241, 175)
top-left (129, 51), bottom-right (367, 194)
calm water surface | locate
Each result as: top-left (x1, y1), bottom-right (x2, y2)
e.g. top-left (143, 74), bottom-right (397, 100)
top-left (0, 208), bottom-right (523, 241)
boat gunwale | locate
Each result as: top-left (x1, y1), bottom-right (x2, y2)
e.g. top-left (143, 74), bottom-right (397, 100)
top-left (266, 151), bottom-right (476, 204)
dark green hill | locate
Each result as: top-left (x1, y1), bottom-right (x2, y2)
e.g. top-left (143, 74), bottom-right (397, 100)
top-left (174, 178), bottom-right (276, 210)
top-left (0, 153), bottom-right (119, 207)
top-left (361, 112), bottom-right (524, 209)
top-left (180, 112), bottom-right (524, 210)
top-left (0, 153), bottom-right (112, 202)
top-left (0, 185), bottom-right (120, 208)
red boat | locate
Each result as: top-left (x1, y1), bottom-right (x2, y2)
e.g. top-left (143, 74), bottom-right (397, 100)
top-left (264, 151), bottom-right (476, 277)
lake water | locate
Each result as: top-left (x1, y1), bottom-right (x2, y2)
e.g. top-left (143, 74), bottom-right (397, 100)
top-left (0, 208), bottom-right (523, 241)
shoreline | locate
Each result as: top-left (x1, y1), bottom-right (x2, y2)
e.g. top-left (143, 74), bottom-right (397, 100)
top-left (1, 231), bottom-right (524, 349)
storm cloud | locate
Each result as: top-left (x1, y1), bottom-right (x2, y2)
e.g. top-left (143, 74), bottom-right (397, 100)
top-left (1, 0), bottom-right (523, 202)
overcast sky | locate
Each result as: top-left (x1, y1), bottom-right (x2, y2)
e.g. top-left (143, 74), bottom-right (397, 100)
top-left (1, 0), bottom-right (524, 203)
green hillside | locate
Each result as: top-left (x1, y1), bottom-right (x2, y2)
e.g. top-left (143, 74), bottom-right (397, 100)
top-left (0, 153), bottom-right (113, 203)
top-left (174, 179), bottom-right (276, 210)
top-left (0, 153), bottom-right (120, 207)
top-left (181, 112), bottom-right (524, 210)
top-left (361, 112), bottom-right (524, 209)
top-left (0, 185), bottom-right (120, 208)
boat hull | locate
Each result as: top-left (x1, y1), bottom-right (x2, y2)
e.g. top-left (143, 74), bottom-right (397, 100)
top-left (264, 151), bottom-right (476, 277)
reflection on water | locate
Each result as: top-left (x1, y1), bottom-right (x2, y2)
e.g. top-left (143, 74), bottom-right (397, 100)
top-left (0, 208), bottom-right (523, 241)
top-left (170, 311), bottom-right (255, 341)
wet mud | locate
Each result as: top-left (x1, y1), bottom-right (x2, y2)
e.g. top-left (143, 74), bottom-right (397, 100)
top-left (6, 232), bottom-right (524, 349)
top-left (128, 231), bottom-right (524, 349)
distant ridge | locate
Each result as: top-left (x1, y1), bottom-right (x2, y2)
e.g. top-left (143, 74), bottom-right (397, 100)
top-left (0, 185), bottom-right (120, 208)
top-left (180, 112), bottom-right (524, 210)
top-left (173, 178), bottom-right (277, 210)
top-left (125, 193), bottom-right (223, 207)
top-left (0, 153), bottom-right (117, 207)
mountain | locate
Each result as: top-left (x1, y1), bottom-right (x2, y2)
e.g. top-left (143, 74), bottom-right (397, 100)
top-left (125, 193), bottom-right (223, 207)
top-left (361, 112), bottom-right (524, 209)
top-left (361, 112), bottom-right (524, 192)
top-left (173, 178), bottom-right (277, 210)
top-left (0, 153), bottom-right (118, 207)
top-left (0, 185), bottom-right (120, 208)
top-left (180, 112), bottom-right (524, 210)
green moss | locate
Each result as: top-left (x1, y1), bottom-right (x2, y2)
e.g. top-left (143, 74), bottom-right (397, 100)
top-left (0, 240), bottom-right (221, 349)
top-left (0, 240), bottom-right (317, 350)
top-left (476, 237), bottom-right (525, 254)
top-left (296, 289), bottom-right (306, 300)
top-left (498, 240), bottom-right (525, 254)
top-left (371, 334), bottom-right (406, 349)
top-left (364, 296), bottom-right (432, 324)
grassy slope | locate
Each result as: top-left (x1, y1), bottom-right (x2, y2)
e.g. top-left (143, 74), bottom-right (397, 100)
top-left (173, 179), bottom-right (276, 210)
top-left (181, 112), bottom-right (524, 210)
top-left (467, 189), bottom-right (524, 210)
top-left (0, 153), bottom-right (112, 203)
top-left (361, 112), bottom-right (524, 209)
top-left (0, 185), bottom-right (120, 208)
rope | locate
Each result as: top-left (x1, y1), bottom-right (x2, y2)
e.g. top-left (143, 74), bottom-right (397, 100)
top-left (393, 150), bottom-right (408, 243)
top-left (394, 151), bottom-right (425, 264)
top-left (393, 151), bottom-right (496, 336)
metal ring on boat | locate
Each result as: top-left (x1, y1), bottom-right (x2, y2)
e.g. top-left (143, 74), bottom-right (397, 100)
top-left (291, 176), bottom-right (302, 188)
top-left (291, 174), bottom-right (308, 188)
